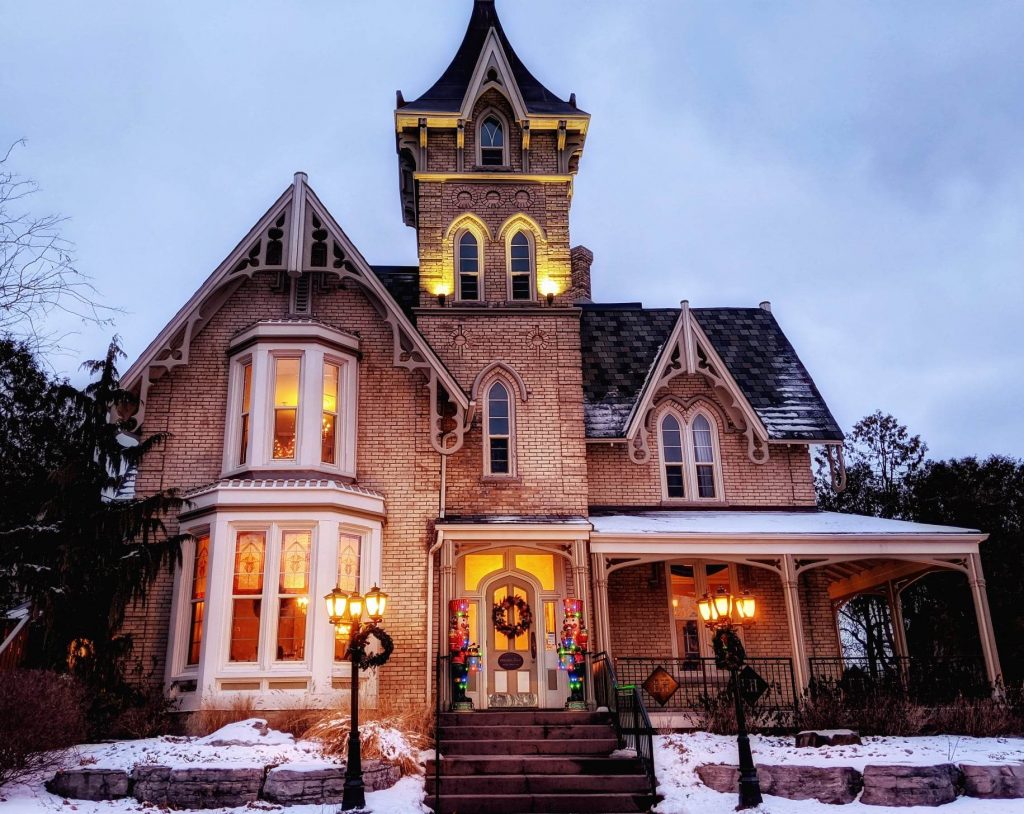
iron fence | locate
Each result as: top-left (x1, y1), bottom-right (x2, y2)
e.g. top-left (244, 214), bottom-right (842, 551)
top-left (615, 656), bottom-right (798, 712)
top-left (808, 655), bottom-right (990, 704)
top-left (591, 652), bottom-right (657, 797)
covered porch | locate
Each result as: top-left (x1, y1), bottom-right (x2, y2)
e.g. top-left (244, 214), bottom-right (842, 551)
top-left (589, 511), bottom-right (1001, 715)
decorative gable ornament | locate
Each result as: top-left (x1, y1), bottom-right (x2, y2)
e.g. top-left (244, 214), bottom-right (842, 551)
top-left (122, 173), bottom-right (471, 456)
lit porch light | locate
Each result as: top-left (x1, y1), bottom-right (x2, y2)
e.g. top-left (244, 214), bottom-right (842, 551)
top-left (433, 282), bottom-right (451, 306)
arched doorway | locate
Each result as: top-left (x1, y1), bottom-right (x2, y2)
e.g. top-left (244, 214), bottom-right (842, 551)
top-left (485, 575), bottom-right (538, 707)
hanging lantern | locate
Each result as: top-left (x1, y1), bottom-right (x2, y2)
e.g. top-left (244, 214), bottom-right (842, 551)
top-left (736, 591), bottom-right (756, 620)
top-left (365, 585), bottom-right (389, 622)
top-left (324, 586), bottom-right (349, 626)
top-left (348, 592), bottom-right (365, 622)
top-left (712, 588), bottom-right (732, 620)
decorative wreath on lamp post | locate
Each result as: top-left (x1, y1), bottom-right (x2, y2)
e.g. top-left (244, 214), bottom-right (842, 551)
top-left (347, 625), bottom-right (395, 671)
top-left (492, 596), bottom-right (533, 639)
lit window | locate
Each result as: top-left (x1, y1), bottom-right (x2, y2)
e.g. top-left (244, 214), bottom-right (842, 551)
top-left (458, 232), bottom-right (480, 301)
top-left (229, 531), bottom-right (266, 662)
top-left (509, 232), bottom-right (533, 300)
top-left (276, 531), bottom-right (310, 661)
top-left (486, 381), bottom-right (512, 475)
top-left (692, 414), bottom-right (717, 498)
top-left (480, 116), bottom-right (504, 166)
top-left (186, 534), bottom-right (209, 666)
top-left (335, 531), bottom-right (362, 661)
top-left (322, 362), bottom-right (339, 464)
top-left (661, 413), bottom-right (686, 498)
top-left (238, 363), bottom-right (252, 465)
top-left (273, 358), bottom-right (300, 460)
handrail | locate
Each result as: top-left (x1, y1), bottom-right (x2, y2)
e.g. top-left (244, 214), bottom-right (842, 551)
top-left (433, 654), bottom-right (449, 814)
top-left (591, 652), bottom-right (657, 798)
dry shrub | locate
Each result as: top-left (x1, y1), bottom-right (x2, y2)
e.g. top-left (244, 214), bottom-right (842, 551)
top-left (693, 691), bottom-right (789, 735)
top-left (264, 707), bottom-right (323, 738)
top-left (0, 670), bottom-right (86, 789)
top-left (186, 695), bottom-right (257, 736)
top-left (795, 689), bottom-right (928, 736)
top-left (303, 698), bottom-right (432, 776)
top-left (928, 695), bottom-right (1024, 738)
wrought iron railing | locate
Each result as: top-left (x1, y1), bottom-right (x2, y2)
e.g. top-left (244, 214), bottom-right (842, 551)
top-left (808, 655), bottom-right (990, 704)
top-left (616, 656), bottom-right (798, 711)
top-left (591, 652), bottom-right (657, 797)
top-left (432, 654), bottom-right (449, 814)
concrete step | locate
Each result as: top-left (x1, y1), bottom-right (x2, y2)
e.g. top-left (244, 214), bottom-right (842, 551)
top-left (426, 772), bottom-right (650, 795)
top-left (439, 723), bottom-right (615, 741)
top-left (427, 756), bottom-right (645, 777)
top-left (439, 710), bottom-right (609, 727)
top-left (442, 737), bottom-right (619, 756)
top-left (429, 792), bottom-right (653, 813)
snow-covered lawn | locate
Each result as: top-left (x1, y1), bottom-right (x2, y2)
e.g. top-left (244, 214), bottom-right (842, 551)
top-left (654, 732), bottom-right (1024, 814)
top-left (0, 720), bottom-right (428, 814)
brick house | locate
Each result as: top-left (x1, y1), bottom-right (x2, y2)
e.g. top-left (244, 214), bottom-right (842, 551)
top-left (119, 0), bottom-right (1001, 717)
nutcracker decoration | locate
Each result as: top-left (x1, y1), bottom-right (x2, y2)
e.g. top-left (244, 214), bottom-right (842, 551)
top-left (557, 598), bottom-right (589, 710)
top-left (448, 598), bottom-right (476, 710)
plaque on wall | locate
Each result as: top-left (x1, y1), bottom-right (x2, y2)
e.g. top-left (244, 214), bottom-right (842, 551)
top-left (497, 652), bottom-right (525, 670)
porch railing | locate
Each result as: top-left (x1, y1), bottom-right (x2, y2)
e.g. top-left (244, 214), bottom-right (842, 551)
top-left (616, 656), bottom-right (798, 712)
top-left (808, 655), bottom-right (990, 704)
top-left (591, 652), bottom-right (657, 797)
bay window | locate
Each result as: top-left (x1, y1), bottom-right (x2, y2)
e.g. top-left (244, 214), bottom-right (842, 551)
top-left (224, 322), bottom-right (358, 477)
top-left (229, 531), bottom-right (266, 662)
top-left (276, 531), bottom-right (311, 661)
top-left (186, 534), bottom-right (209, 666)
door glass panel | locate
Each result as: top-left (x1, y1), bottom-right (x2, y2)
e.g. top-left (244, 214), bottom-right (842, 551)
top-left (465, 553), bottom-right (504, 591)
top-left (514, 553), bottom-right (555, 590)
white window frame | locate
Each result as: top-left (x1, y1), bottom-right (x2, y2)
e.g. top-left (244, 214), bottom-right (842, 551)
top-left (222, 325), bottom-right (359, 478)
top-left (483, 379), bottom-right (516, 478)
top-left (506, 230), bottom-right (536, 302)
top-left (167, 529), bottom-right (211, 680)
top-left (665, 560), bottom-right (741, 660)
top-left (657, 406), bottom-right (725, 504)
top-left (455, 227), bottom-right (484, 302)
top-left (476, 109), bottom-right (510, 168)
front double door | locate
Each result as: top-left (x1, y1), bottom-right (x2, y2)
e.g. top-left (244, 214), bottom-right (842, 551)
top-left (486, 577), bottom-right (539, 707)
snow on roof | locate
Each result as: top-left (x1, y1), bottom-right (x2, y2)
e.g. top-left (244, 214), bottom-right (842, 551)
top-left (590, 511), bottom-right (981, 537)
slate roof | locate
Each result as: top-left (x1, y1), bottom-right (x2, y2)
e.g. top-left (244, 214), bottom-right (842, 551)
top-left (399, 0), bottom-right (580, 116)
top-left (579, 305), bottom-right (844, 442)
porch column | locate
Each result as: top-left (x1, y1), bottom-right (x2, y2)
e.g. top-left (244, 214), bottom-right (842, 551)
top-left (886, 581), bottom-right (910, 660)
top-left (967, 553), bottom-right (1002, 686)
top-left (591, 553), bottom-right (612, 657)
top-left (781, 555), bottom-right (809, 693)
top-left (437, 537), bottom-right (456, 710)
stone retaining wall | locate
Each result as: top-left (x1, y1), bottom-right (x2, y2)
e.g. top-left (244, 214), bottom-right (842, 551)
top-left (48, 761), bottom-right (401, 807)
top-left (697, 762), bottom-right (1024, 806)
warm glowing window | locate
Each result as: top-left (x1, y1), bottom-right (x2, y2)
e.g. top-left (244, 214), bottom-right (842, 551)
top-left (486, 381), bottom-right (512, 475)
top-left (480, 116), bottom-right (504, 166)
top-left (464, 552), bottom-right (505, 591)
top-left (514, 553), bottom-right (555, 591)
top-left (692, 414), bottom-right (717, 498)
top-left (238, 363), bottom-right (252, 465)
top-left (186, 534), bottom-right (209, 666)
top-left (458, 232), bottom-right (480, 301)
top-left (229, 531), bottom-right (266, 662)
top-left (334, 531), bottom-right (362, 661)
top-left (273, 358), bottom-right (300, 460)
top-left (509, 232), bottom-right (533, 300)
top-left (321, 362), bottom-right (339, 464)
top-left (276, 531), bottom-right (310, 661)
top-left (661, 413), bottom-right (686, 498)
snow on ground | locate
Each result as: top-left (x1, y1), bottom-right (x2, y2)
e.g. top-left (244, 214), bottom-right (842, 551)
top-left (0, 718), bottom-right (429, 814)
top-left (654, 732), bottom-right (1024, 814)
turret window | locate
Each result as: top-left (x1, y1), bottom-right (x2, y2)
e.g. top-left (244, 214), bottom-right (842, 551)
top-left (481, 116), bottom-right (505, 166)
top-left (458, 232), bottom-right (481, 300)
top-left (509, 231), bottom-right (533, 300)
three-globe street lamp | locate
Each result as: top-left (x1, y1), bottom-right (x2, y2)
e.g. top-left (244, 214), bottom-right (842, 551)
top-left (325, 584), bottom-right (391, 811)
top-left (697, 587), bottom-right (763, 810)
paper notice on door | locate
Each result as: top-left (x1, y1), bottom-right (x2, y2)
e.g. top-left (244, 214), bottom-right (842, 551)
top-left (517, 670), bottom-right (530, 693)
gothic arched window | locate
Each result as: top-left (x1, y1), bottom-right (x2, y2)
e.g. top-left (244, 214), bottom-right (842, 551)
top-left (458, 231), bottom-right (480, 301)
top-left (485, 381), bottom-right (513, 476)
top-left (691, 413), bottom-right (718, 498)
top-left (480, 116), bottom-right (505, 166)
top-left (509, 231), bottom-right (533, 300)
top-left (660, 413), bottom-right (686, 499)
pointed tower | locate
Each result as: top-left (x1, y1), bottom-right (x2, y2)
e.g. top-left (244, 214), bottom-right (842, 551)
top-left (395, 0), bottom-right (591, 308)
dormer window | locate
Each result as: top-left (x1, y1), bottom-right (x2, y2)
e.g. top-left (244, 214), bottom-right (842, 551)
top-left (509, 231), bottom-right (534, 300)
top-left (458, 231), bottom-right (481, 300)
top-left (224, 322), bottom-right (358, 477)
top-left (658, 408), bottom-right (724, 502)
top-left (481, 116), bottom-right (505, 166)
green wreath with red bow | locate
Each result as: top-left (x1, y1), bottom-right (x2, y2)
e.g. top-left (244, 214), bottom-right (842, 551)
top-left (492, 596), bottom-right (533, 639)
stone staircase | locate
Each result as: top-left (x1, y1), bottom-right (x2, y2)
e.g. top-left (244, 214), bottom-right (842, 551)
top-left (426, 710), bottom-right (654, 814)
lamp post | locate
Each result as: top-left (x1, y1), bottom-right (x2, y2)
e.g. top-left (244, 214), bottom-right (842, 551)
top-left (325, 583), bottom-right (391, 811)
top-left (697, 588), bottom-right (763, 810)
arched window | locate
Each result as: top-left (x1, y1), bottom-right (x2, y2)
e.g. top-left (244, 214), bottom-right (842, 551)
top-left (458, 231), bottom-right (480, 301)
top-left (509, 231), bottom-right (533, 300)
top-left (480, 116), bottom-right (505, 166)
top-left (660, 413), bottom-right (686, 499)
top-left (691, 413), bottom-right (717, 498)
top-left (485, 381), bottom-right (512, 476)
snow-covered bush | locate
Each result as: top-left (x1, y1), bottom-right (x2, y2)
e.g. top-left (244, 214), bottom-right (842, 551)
top-left (0, 670), bottom-right (86, 788)
top-left (304, 701), bottom-right (431, 775)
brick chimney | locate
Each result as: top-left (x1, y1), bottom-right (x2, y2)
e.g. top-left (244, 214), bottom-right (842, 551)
top-left (569, 245), bottom-right (594, 302)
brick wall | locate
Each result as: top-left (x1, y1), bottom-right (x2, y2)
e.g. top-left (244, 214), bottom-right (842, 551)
top-left (607, 564), bottom-right (673, 657)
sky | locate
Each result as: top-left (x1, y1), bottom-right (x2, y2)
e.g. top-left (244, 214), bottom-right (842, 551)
top-left (1, 0), bottom-right (1022, 460)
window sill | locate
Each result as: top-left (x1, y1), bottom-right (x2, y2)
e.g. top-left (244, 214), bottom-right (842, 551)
top-left (659, 498), bottom-right (728, 508)
top-left (482, 474), bottom-right (522, 485)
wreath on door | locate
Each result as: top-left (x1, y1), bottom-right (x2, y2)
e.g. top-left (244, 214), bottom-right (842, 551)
top-left (492, 596), bottom-right (533, 639)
